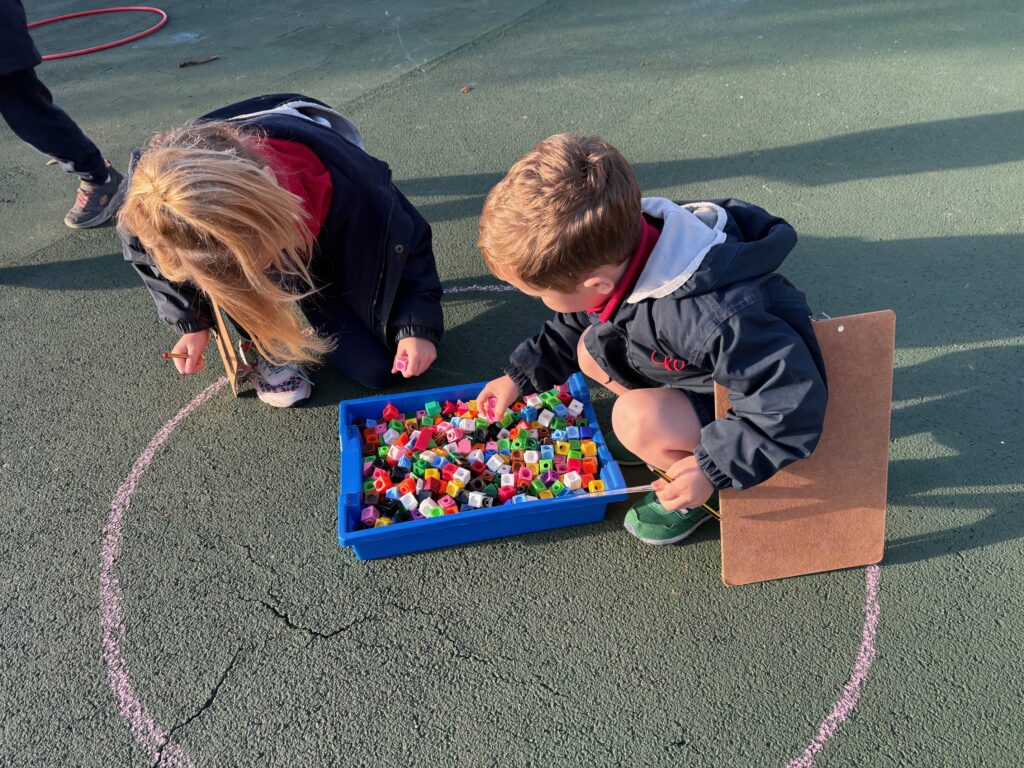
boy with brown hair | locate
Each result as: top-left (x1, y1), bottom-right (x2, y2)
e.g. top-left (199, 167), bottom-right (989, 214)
top-left (476, 134), bottom-right (828, 545)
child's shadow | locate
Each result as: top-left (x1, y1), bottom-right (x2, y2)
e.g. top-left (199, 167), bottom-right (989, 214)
top-left (884, 342), bottom-right (1022, 566)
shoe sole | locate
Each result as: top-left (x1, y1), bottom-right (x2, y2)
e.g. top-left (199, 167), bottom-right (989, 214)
top-left (256, 389), bottom-right (311, 408)
top-left (64, 180), bottom-right (126, 229)
top-left (623, 513), bottom-right (714, 546)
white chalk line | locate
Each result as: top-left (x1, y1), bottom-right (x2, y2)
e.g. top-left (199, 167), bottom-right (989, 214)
top-left (101, 375), bottom-right (881, 767)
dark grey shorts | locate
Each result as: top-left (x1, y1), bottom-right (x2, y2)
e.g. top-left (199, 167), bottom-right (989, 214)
top-left (682, 389), bottom-right (716, 428)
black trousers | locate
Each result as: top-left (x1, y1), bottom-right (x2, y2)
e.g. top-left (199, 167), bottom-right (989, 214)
top-left (230, 294), bottom-right (402, 390)
top-left (0, 66), bottom-right (106, 182)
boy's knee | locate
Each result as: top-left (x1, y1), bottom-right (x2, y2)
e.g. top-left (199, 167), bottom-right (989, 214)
top-left (577, 328), bottom-right (605, 382)
top-left (611, 389), bottom-right (653, 448)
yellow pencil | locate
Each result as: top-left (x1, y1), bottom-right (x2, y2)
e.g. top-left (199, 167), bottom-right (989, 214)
top-left (649, 465), bottom-right (721, 518)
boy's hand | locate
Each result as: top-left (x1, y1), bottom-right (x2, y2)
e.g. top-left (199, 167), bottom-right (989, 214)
top-left (171, 330), bottom-right (209, 375)
top-left (393, 337), bottom-right (437, 378)
top-left (476, 375), bottom-right (520, 421)
top-left (652, 456), bottom-right (715, 511)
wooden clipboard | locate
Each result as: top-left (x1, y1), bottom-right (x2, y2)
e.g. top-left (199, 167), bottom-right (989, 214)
top-left (210, 299), bottom-right (244, 396)
top-left (716, 310), bottom-right (895, 586)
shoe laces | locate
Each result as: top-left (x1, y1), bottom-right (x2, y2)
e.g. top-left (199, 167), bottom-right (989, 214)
top-left (74, 186), bottom-right (92, 209)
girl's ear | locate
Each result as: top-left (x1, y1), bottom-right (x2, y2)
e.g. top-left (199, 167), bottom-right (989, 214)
top-left (582, 275), bottom-right (615, 295)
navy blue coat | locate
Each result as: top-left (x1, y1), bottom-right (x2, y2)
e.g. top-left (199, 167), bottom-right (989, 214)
top-left (120, 94), bottom-right (443, 347)
top-left (0, 0), bottom-right (42, 74)
top-left (505, 198), bottom-right (828, 491)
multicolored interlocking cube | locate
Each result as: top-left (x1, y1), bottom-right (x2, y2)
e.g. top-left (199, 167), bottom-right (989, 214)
top-left (354, 384), bottom-right (607, 528)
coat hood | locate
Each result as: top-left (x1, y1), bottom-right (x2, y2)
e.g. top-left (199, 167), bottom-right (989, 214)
top-left (628, 197), bottom-right (798, 303)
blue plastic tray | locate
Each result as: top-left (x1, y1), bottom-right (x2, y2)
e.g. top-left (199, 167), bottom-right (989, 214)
top-left (338, 373), bottom-right (627, 559)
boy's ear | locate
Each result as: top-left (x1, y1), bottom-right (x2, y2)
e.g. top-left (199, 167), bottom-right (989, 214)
top-left (582, 275), bottom-right (616, 295)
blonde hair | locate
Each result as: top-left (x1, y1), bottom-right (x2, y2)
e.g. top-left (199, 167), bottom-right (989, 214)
top-left (478, 133), bottom-right (642, 291)
top-left (118, 120), bottom-right (333, 366)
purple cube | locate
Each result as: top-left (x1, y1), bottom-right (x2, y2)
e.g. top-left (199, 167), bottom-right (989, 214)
top-left (360, 506), bottom-right (380, 527)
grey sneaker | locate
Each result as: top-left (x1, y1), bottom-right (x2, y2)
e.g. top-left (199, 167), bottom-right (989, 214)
top-left (238, 341), bottom-right (312, 408)
top-left (64, 163), bottom-right (125, 229)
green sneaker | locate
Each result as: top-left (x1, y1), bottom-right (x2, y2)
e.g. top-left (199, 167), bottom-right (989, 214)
top-left (623, 491), bottom-right (716, 546)
top-left (602, 430), bottom-right (644, 467)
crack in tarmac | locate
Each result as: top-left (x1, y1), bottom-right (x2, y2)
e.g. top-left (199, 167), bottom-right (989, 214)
top-left (151, 646), bottom-right (244, 768)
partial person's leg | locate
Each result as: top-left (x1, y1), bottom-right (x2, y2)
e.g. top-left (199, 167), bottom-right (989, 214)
top-left (611, 387), bottom-right (703, 470)
top-left (614, 388), bottom-right (715, 545)
top-left (576, 327), bottom-right (629, 396)
top-left (302, 297), bottom-right (402, 390)
top-left (0, 67), bottom-right (106, 180)
top-left (0, 67), bottom-right (124, 227)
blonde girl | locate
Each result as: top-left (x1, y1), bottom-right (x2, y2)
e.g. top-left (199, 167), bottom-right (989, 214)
top-left (118, 94), bottom-right (442, 406)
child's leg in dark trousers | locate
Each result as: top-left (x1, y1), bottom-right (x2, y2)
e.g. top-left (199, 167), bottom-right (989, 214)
top-left (0, 66), bottom-right (107, 182)
top-left (302, 297), bottom-right (403, 389)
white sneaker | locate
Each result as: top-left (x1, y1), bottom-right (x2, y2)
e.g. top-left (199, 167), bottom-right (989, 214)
top-left (238, 341), bottom-right (312, 408)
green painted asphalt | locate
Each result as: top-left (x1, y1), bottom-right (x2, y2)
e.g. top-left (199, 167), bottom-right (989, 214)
top-left (1, 1), bottom-right (1022, 765)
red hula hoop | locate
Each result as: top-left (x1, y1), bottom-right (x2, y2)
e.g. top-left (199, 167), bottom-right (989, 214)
top-left (28, 7), bottom-right (169, 60)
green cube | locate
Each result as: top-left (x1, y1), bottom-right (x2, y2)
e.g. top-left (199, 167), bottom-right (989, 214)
top-left (425, 400), bottom-right (441, 417)
top-left (550, 481), bottom-right (566, 496)
top-left (530, 479), bottom-right (547, 496)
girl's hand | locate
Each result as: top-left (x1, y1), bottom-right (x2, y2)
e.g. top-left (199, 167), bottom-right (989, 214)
top-left (652, 455), bottom-right (715, 511)
top-left (476, 374), bottom-right (520, 421)
top-left (393, 337), bottom-right (437, 378)
top-left (171, 330), bottom-right (210, 375)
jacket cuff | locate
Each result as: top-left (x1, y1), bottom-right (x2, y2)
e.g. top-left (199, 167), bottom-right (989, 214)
top-left (394, 324), bottom-right (442, 345)
top-left (174, 319), bottom-right (212, 334)
top-left (503, 363), bottom-right (535, 396)
top-left (693, 444), bottom-right (733, 490)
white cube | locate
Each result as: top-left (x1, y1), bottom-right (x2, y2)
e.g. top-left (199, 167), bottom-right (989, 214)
top-left (538, 410), bottom-right (554, 427)
top-left (567, 399), bottom-right (585, 416)
top-left (526, 394), bottom-right (544, 408)
top-left (500, 473), bottom-right (516, 487)
top-left (453, 467), bottom-right (472, 485)
top-left (382, 428), bottom-right (400, 445)
top-left (523, 450), bottom-right (540, 465)
top-left (563, 471), bottom-right (583, 491)
top-left (486, 454), bottom-right (506, 472)
top-left (467, 491), bottom-right (486, 508)
top-left (400, 492), bottom-right (419, 510)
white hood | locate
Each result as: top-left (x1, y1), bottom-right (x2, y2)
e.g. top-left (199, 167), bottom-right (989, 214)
top-left (627, 197), bottom-right (728, 303)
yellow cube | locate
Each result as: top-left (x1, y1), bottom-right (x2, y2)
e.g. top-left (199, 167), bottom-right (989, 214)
top-left (582, 442), bottom-right (598, 457)
top-left (424, 468), bottom-right (440, 480)
top-left (445, 481), bottom-right (463, 497)
top-left (556, 441), bottom-right (571, 455)
top-left (539, 490), bottom-right (554, 499)
top-left (374, 517), bottom-right (394, 527)
top-left (587, 480), bottom-right (605, 493)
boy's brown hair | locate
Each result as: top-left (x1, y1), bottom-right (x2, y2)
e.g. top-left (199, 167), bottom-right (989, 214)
top-left (478, 133), bottom-right (642, 291)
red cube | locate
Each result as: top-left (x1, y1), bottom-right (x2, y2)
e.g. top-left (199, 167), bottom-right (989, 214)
top-left (382, 403), bottom-right (400, 421)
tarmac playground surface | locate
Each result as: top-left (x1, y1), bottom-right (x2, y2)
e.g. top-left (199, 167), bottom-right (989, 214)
top-left (1, 1), bottom-right (1022, 765)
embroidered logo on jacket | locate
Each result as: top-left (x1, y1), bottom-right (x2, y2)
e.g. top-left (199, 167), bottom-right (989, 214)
top-left (650, 349), bottom-right (687, 372)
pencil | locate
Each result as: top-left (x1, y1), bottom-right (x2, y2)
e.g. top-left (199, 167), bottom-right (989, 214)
top-left (161, 352), bottom-right (205, 360)
top-left (648, 465), bottom-right (721, 519)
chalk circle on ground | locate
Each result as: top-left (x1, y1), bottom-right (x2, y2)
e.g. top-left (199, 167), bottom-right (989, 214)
top-left (100, 329), bottom-right (880, 767)
top-left (29, 6), bottom-right (169, 61)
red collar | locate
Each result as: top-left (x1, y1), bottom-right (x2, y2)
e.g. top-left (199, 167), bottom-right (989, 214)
top-left (255, 138), bottom-right (334, 235)
top-left (587, 216), bottom-right (660, 322)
